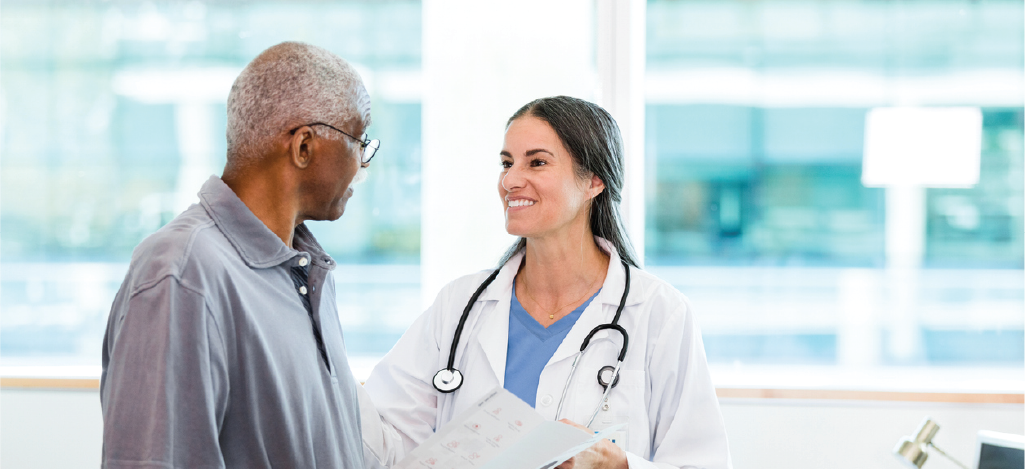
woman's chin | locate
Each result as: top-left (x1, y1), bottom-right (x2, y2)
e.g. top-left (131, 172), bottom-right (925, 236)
top-left (505, 222), bottom-right (547, 240)
top-left (504, 222), bottom-right (531, 239)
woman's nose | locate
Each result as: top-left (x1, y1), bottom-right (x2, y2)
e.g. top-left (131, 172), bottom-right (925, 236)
top-left (501, 165), bottom-right (525, 191)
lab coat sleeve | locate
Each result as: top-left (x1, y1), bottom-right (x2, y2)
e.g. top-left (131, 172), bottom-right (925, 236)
top-left (359, 383), bottom-right (406, 469)
top-left (632, 296), bottom-right (732, 469)
top-left (360, 293), bottom-right (448, 468)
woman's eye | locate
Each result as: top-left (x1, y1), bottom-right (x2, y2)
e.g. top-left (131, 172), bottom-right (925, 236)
top-left (530, 159), bottom-right (546, 167)
top-left (500, 160), bottom-right (513, 169)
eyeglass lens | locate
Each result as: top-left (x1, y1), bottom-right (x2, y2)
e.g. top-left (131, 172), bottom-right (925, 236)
top-left (362, 136), bottom-right (380, 164)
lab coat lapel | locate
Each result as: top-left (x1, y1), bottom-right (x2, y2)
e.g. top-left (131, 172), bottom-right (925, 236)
top-left (474, 251), bottom-right (523, 388)
top-left (476, 294), bottom-right (510, 388)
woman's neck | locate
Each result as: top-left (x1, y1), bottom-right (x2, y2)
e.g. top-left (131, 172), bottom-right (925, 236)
top-left (515, 225), bottom-right (610, 325)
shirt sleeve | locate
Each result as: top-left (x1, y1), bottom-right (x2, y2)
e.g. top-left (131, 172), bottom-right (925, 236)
top-left (100, 275), bottom-right (229, 469)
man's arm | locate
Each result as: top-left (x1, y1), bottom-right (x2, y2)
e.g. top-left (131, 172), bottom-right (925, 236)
top-left (101, 275), bottom-right (229, 469)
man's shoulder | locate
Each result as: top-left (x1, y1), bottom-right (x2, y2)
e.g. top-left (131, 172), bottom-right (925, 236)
top-left (127, 204), bottom-right (235, 292)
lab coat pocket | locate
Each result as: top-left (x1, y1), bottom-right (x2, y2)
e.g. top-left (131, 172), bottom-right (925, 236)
top-left (591, 369), bottom-right (645, 453)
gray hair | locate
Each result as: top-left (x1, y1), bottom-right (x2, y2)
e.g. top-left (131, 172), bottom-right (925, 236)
top-left (499, 96), bottom-right (639, 268)
top-left (226, 41), bottom-right (369, 166)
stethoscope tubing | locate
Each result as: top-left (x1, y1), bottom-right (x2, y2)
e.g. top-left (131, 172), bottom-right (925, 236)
top-left (435, 255), bottom-right (632, 427)
top-left (445, 267), bottom-right (502, 374)
top-left (554, 353), bottom-right (582, 421)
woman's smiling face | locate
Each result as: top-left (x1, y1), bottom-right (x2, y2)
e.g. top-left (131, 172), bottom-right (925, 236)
top-left (498, 116), bottom-right (601, 239)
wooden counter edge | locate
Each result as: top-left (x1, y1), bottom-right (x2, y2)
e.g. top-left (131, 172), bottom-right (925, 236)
top-left (715, 387), bottom-right (1024, 404)
top-left (2, 378), bottom-right (1022, 404)
top-left (1, 377), bottom-right (101, 390)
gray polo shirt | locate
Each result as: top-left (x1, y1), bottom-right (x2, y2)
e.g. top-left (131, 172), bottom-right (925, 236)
top-left (101, 176), bottom-right (364, 469)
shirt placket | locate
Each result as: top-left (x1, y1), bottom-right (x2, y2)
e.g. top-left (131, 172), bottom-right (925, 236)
top-left (290, 255), bottom-right (332, 374)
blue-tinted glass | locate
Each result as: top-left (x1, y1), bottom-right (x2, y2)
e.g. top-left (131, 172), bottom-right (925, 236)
top-left (646, 0), bottom-right (1024, 367)
top-left (0, 1), bottom-right (422, 366)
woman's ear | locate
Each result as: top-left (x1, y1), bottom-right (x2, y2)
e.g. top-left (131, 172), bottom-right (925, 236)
top-left (590, 174), bottom-right (606, 199)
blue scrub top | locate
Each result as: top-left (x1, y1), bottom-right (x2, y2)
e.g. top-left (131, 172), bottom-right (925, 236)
top-left (504, 282), bottom-right (600, 407)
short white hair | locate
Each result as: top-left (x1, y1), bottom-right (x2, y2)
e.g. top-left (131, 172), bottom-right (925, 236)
top-left (226, 41), bottom-right (369, 164)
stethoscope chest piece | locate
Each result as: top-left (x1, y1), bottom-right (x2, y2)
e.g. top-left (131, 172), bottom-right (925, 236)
top-left (597, 365), bottom-right (620, 390)
top-left (433, 368), bottom-right (463, 393)
top-left (439, 258), bottom-right (633, 426)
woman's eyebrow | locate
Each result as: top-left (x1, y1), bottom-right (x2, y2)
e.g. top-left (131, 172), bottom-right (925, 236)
top-left (500, 149), bottom-right (554, 157)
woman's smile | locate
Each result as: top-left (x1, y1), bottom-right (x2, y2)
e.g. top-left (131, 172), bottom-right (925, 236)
top-left (507, 198), bottom-right (536, 209)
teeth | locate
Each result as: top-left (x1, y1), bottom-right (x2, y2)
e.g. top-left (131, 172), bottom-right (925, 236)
top-left (508, 200), bottom-right (535, 207)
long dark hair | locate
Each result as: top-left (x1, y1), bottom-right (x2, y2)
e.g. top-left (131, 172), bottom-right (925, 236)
top-left (498, 96), bottom-right (639, 268)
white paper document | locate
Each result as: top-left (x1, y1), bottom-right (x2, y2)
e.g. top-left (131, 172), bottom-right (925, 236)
top-left (395, 387), bottom-right (624, 469)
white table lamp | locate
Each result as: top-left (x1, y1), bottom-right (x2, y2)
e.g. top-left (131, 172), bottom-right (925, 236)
top-left (894, 418), bottom-right (969, 469)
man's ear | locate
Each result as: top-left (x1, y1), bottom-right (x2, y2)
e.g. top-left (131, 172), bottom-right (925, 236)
top-left (290, 126), bottom-right (315, 169)
top-left (590, 174), bottom-right (606, 199)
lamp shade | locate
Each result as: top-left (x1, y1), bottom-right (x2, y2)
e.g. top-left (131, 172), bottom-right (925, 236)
top-left (895, 438), bottom-right (929, 468)
top-left (894, 418), bottom-right (942, 468)
top-left (862, 107), bottom-right (982, 188)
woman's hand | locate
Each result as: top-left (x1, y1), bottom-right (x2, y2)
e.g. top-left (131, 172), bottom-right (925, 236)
top-left (554, 419), bottom-right (628, 469)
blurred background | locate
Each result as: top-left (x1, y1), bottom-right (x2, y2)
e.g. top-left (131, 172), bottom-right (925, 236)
top-left (2, 0), bottom-right (1021, 381)
top-left (2, 1), bottom-right (1022, 468)
top-left (1, 1), bottom-right (425, 370)
top-left (642, 0), bottom-right (1024, 385)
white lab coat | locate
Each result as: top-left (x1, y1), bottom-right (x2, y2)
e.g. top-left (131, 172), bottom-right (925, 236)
top-left (359, 238), bottom-right (732, 469)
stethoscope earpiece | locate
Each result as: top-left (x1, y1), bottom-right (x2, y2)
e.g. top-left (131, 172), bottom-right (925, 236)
top-left (433, 368), bottom-right (463, 393)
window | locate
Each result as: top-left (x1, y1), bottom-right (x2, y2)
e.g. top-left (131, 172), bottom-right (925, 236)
top-left (0, 1), bottom-right (423, 373)
top-left (3, 1), bottom-right (1021, 393)
top-left (646, 0), bottom-right (1023, 386)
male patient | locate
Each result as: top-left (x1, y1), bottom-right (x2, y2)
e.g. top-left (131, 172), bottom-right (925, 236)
top-left (100, 41), bottom-right (376, 468)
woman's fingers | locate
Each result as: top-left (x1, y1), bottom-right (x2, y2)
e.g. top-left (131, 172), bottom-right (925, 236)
top-left (557, 418), bottom-right (591, 432)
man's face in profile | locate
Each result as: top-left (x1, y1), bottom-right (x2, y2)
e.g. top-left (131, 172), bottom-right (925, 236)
top-left (302, 106), bottom-right (372, 222)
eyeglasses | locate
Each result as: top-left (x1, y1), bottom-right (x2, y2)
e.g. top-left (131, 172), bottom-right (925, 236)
top-left (290, 122), bottom-right (380, 164)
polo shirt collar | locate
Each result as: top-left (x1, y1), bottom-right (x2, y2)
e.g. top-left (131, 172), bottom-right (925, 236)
top-left (198, 176), bottom-right (335, 270)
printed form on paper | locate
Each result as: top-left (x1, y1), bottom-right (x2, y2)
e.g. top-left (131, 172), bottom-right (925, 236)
top-left (395, 387), bottom-right (624, 469)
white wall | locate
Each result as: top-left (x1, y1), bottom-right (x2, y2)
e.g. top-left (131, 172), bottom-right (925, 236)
top-left (1, 389), bottom-right (103, 468)
top-left (3, 388), bottom-right (1021, 469)
top-left (420, 0), bottom-right (598, 308)
top-left (721, 399), bottom-right (1023, 469)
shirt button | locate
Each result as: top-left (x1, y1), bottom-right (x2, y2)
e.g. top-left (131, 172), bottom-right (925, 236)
top-left (298, 257), bottom-right (309, 267)
top-left (539, 395), bottom-right (553, 407)
top-left (299, 286), bottom-right (308, 295)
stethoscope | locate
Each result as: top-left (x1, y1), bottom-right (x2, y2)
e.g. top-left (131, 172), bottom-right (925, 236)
top-left (433, 258), bottom-right (631, 428)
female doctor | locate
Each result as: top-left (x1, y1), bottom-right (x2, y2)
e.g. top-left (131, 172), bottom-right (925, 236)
top-left (358, 96), bottom-right (731, 469)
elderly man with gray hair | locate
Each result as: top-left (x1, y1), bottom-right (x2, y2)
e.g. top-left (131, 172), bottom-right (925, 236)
top-left (100, 41), bottom-right (378, 468)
